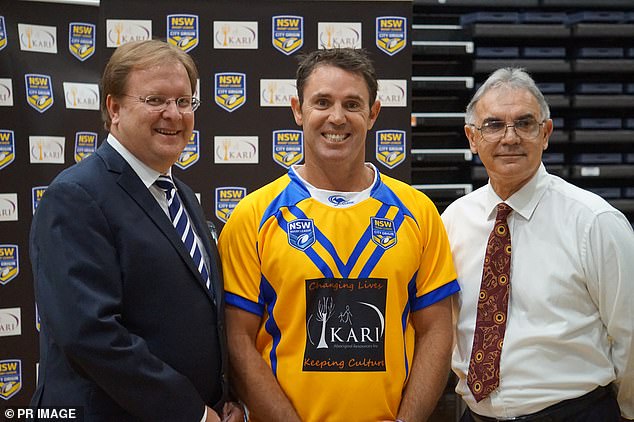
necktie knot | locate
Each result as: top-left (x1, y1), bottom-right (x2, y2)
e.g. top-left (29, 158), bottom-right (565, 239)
top-left (496, 203), bottom-right (513, 221)
top-left (155, 176), bottom-right (175, 200)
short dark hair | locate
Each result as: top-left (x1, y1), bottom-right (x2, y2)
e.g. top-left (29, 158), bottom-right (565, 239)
top-left (295, 48), bottom-right (378, 106)
top-left (100, 39), bottom-right (198, 130)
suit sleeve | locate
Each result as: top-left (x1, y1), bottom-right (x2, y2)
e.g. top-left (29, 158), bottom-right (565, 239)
top-left (30, 180), bottom-right (205, 421)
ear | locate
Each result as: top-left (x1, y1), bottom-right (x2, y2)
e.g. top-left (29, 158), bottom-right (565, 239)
top-left (106, 94), bottom-right (122, 127)
top-left (290, 96), bottom-right (303, 127)
top-left (465, 124), bottom-right (478, 154)
top-left (542, 118), bottom-right (553, 151)
top-left (367, 100), bottom-right (381, 130)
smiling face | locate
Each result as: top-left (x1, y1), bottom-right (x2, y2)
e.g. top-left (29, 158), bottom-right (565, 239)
top-left (106, 61), bottom-right (194, 173)
top-left (466, 86), bottom-right (553, 199)
top-left (291, 65), bottom-right (380, 174)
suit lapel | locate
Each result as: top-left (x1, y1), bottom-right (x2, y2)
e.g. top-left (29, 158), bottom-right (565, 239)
top-left (96, 143), bottom-right (214, 302)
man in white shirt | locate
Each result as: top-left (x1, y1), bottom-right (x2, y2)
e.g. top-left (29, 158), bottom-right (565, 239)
top-left (442, 67), bottom-right (634, 421)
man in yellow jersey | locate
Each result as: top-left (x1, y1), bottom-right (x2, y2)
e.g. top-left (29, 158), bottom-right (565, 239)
top-left (218, 48), bottom-right (459, 422)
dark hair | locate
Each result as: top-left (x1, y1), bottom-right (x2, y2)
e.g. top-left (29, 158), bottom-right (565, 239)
top-left (100, 39), bottom-right (198, 130)
top-left (295, 48), bottom-right (378, 106)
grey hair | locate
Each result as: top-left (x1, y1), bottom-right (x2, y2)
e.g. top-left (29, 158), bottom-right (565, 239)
top-left (465, 67), bottom-right (550, 124)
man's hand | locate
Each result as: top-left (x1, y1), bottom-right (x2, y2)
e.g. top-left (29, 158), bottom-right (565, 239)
top-left (205, 406), bottom-right (221, 422)
top-left (222, 401), bottom-right (245, 422)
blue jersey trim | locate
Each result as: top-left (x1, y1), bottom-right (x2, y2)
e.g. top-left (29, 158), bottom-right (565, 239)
top-left (225, 292), bottom-right (264, 316)
top-left (259, 276), bottom-right (283, 377)
top-left (411, 279), bottom-right (460, 312)
top-left (371, 178), bottom-right (416, 222)
top-left (260, 173), bottom-right (310, 230)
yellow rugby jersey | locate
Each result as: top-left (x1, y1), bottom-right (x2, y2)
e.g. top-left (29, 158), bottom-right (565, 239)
top-left (218, 168), bottom-right (458, 422)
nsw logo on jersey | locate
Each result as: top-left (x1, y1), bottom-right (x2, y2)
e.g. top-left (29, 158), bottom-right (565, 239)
top-left (303, 277), bottom-right (387, 372)
top-left (371, 217), bottom-right (397, 249)
top-left (287, 218), bottom-right (315, 251)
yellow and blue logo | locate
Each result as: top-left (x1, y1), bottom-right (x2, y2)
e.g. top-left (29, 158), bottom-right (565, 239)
top-left (376, 129), bottom-right (405, 169)
top-left (25, 73), bottom-right (54, 113)
top-left (69, 22), bottom-right (95, 61)
top-left (167, 14), bottom-right (198, 52)
top-left (273, 130), bottom-right (303, 169)
top-left (175, 130), bottom-right (199, 170)
top-left (0, 130), bottom-right (15, 170)
top-left (272, 15), bottom-right (303, 55)
top-left (371, 217), bottom-right (397, 250)
top-left (31, 186), bottom-right (47, 215)
top-left (0, 244), bottom-right (19, 286)
top-left (215, 187), bottom-right (246, 223)
top-left (74, 131), bottom-right (97, 163)
top-left (0, 16), bottom-right (7, 51)
top-left (376, 16), bottom-right (407, 56)
top-left (215, 72), bottom-right (246, 112)
top-left (0, 359), bottom-right (22, 400)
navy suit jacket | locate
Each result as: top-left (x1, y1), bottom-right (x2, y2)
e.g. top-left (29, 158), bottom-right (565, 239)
top-left (30, 141), bottom-right (228, 421)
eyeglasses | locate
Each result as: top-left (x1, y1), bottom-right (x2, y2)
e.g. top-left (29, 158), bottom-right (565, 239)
top-left (468, 118), bottom-right (545, 143)
top-left (122, 94), bottom-right (200, 114)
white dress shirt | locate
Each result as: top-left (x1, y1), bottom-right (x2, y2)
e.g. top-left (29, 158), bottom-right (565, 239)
top-left (441, 164), bottom-right (634, 419)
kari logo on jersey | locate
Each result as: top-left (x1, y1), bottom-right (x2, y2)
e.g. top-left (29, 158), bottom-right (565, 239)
top-left (32, 186), bottom-right (47, 215)
top-left (376, 17), bottom-right (406, 56)
top-left (0, 78), bottom-right (13, 106)
top-left (106, 19), bottom-right (152, 48)
top-left (371, 217), bottom-right (397, 249)
top-left (0, 194), bottom-right (18, 222)
top-left (376, 130), bottom-right (405, 169)
top-left (0, 245), bottom-right (19, 286)
top-left (18, 23), bottom-right (57, 54)
top-left (74, 131), bottom-right (97, 163)
top-left (214, 136), bottom-right (258, 164)
top-left (69, 22), bottom-right (95, 61)
top-left (272, 15), bottom-right (303, 55)
top-left (215, 73), bottom-right (246, 112)
top-left (167, 14), bottom-right (198, 52)
top-left (0, 16), bottom-right (7, 51)
top-left (30, 136), bottom-right (65, 164)
top-left (213, 21), bottom-right (257, 49)
top-left (287, 219), bottom-right (315, 251)
top-left (0, 359), bottom-right (21, 400)
top-left (260, 79), bottom-right (297, 107)
top-left (318, 22), bottom-right (362, 49)
top-left (273, 130), bottom-right (303, 169)
top-left (175, 130), bottom-right (199, 170)
top-left (0, 307), bottom-right (21, 337)
top-left (0, 130), bottom-right (15, 170)
top-left (215, 187), bottom-right (246, 223)
top-left (63, 82), bottom-right (99, 110)
top-left (304, 278), bottom-right (386, 372)
top-left (25, 74), bottom-right (54, 113)
top-left (377, 79), bottom-right (407, 108)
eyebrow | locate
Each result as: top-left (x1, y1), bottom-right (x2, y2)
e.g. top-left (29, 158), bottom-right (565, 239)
top-left (481, 113), bottom-right (536, 124)
top-left (308, 92), bottom-right (366, 102)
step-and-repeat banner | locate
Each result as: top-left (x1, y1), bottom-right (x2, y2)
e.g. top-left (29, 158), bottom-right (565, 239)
top-left (0, 0), bottom-right (411, 403)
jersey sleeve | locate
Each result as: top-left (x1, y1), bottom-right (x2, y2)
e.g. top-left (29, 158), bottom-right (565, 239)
top-left (218, 195), bottom-right (265, 316)
top-left (412, 195), bottom-right (459, 311)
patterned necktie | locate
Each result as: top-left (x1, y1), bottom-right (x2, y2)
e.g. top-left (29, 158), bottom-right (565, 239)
top-left (155, 176), bottom-right (212, 292)
top-left (467, 202), bottom-right (513, 402)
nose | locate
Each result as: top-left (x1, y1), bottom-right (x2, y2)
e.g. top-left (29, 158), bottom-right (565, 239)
top-left (500, 124), bottom-right (520, 144)
top-left (328, 103), bottom-right (346, 125)
top-left (161, 99), bottom-right (181, 117)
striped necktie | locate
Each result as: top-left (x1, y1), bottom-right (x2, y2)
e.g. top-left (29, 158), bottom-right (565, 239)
top-left (155, 175), bottom-right (212, 292)
top-left (467, 202), bottom-right (513, 402)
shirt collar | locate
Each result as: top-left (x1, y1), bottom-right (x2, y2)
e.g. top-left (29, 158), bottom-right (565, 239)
top-left (485, 163), bottom-right (549, 221)
top-left (107, 133), bottom-right (172, 188)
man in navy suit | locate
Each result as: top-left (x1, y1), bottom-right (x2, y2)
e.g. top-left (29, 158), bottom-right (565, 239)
top-left (30, 40), bottom-right (242, 422)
